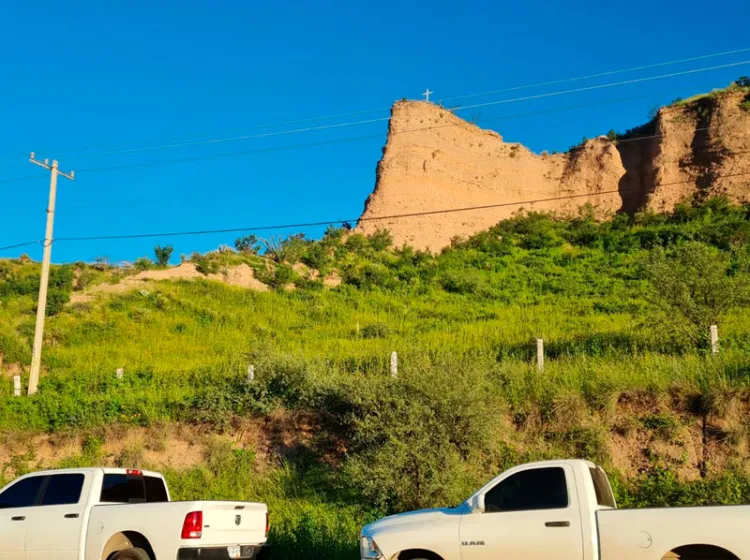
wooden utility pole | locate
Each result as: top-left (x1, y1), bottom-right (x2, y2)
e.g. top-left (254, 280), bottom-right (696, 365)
top-left (27, 153), bottom-right (74, 395)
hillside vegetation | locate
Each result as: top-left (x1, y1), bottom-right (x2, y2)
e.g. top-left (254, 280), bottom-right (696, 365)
top-left (2, 197), bottom-right (750, 559)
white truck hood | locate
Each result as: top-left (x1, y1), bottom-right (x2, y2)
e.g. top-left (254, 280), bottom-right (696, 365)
top-left (362, 506), bottom-right (464, 536)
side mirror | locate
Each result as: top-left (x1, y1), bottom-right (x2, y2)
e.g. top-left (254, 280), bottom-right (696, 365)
top-left (470, 494), bottom-right (485, 513)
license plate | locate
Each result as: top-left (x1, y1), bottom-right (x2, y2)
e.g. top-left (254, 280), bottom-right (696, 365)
top-left (227, 545), bottom-right (241, 559)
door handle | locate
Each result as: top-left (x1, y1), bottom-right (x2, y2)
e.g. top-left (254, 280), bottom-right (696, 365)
top-left (11, 516), bottom-right (25, 521)
top-left (64, 513), bottom-right (80, 519)
top-left (545, 521), bottom-right (570, 527)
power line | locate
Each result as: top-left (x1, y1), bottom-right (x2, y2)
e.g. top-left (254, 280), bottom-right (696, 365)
top-left (0, 58), bottom-right (744, 183)
top-left (438, 47), bottom-right (750, 103)
top-left (451, 60), bottom-right (750, 112)
top-left (0, 95), bottom-right (651, 183)
top-left (69, 59), bottom-right (750, 158)
top-left (1, 51), bottom-right (746, 166)
top-left (27, 169), bottom-right (750, 245)
top-left (0, 240), bottom-right (40, 252)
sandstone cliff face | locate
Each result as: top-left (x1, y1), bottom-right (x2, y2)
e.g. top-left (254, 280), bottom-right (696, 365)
top-left (358, 91), bottom-right (750, 251)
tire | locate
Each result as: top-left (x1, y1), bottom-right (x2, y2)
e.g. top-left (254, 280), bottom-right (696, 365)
top-left (110, 548), bottom-right (151, 560)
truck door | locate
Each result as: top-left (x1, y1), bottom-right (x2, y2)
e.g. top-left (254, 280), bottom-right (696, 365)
top-left (0, 475), bottom-right (46, 560)
top-left (459, 465), bottom-right (583, 560)
top-left (25, 473), bottom-right (88, 560)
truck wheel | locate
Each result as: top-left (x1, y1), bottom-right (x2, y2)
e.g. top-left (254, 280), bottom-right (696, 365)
top-left (110, 548), bottom-right (151, 560)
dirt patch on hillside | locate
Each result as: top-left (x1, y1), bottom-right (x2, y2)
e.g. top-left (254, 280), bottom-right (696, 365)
top-left (70, 262), bottom-right (269, 304)
top-left (0, 412), bottom-right (325, 477)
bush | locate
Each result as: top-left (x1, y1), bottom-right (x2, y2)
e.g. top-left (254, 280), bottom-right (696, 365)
top-left (235, 235), bottom-right (261, 254)
top-left (642, 242), bottom-right (750, 348)
top-left (440, 271), bottom-right (482, 294)
top-left (256, 265), bottom-right (299, 289)
top-left (360, 322), bottom-right (390, 339)
top-left (134, 257), bottom-right (154, 272)
top-left (154, 246), bottom-right (174, 268)
top-left (192, 254), bottom-right (219, 275)
top-left (333, 365), bottom-right (504, 512)
top-left (368, 229), bottom-right (393, 252)
top-left (262, 235), bottom-right (307, 264)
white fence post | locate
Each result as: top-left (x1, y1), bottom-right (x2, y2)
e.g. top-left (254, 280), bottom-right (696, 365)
top-left (536, 338), bottom-right (544, 372)
top-left (116, 368), bottom-right (124, 380)
top-left (710, 325), bottom-right (719, 355)
top-left (13, 376), bottom-right (21, 397)
top-left (247, 365), bottom-right (255, 383)
top-left (390, 352), bottom-right (398, 378)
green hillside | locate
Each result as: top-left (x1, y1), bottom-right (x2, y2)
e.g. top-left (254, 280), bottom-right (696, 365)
top-left (2, 197), bottom-right (750, 559)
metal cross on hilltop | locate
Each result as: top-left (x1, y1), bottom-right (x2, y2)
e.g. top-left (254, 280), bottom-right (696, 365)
top-left (422, 88), bottom-right (433, 102)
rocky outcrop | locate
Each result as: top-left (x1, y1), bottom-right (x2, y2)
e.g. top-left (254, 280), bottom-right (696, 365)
top-left (358, 90), bottom-right (750, 251)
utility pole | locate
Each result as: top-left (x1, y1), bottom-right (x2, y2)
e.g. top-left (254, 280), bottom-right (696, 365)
top-left (27, 153), bottom-right (74, 395)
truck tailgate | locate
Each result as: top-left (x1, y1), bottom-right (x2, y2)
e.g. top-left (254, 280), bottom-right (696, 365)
top-left (200, 501), bottom-right (268, 546)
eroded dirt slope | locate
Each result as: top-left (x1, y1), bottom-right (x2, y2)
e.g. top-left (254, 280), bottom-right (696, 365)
top-left (358, 91), bottom-right (750, 250)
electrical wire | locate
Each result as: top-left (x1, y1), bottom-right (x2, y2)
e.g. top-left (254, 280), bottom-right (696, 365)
top-left (44, 169), bottom-right (750, 243)
top-left (3, 168), bottom-right (749, 253)
top-left (0, 240), bottom-right (40, 252)
top-left (1, 54), bottom-right (746, 168)
top-left (2, 46), bottom-right (746, 164)
top-left (438, 47), bottom-right (750, 103)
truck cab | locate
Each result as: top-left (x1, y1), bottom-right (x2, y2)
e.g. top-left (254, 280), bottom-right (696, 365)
top-left (360, 459), bottom-right (747, 560)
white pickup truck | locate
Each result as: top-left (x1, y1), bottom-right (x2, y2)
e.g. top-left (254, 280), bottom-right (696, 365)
top-left (0, 467), bottom-right (270, 560)
top-left (360, 459), bottom-right (749, 560)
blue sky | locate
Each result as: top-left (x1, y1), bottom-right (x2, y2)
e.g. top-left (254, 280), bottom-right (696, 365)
top-left (1, 0), bottom-right (749, 264)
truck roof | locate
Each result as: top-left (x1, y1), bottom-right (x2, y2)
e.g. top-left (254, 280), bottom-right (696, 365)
top-left (505, 459), bottom-right (598, 470)
top-left (15, 467), bottom-right (164, 478)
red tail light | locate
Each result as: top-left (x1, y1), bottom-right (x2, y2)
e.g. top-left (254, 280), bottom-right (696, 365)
top-left (126, 469), bottom-right (143, 476)
top-left (181, 511), bottom-right (203, 539)
top-left (265, 512), bottom-right (269, 537)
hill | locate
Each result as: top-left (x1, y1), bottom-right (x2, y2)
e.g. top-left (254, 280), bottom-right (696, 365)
top-left (2, 199), bottom-right (750, 558)
top-left (358, 83), bottom-right (750, 250)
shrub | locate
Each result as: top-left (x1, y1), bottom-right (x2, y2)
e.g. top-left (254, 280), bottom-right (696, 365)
top-left (262, 234), bottom-right (307, 264)
top-left (440, 271), bottom-right (481, 294)
top-left (235, 235), bottom-right (261, 254)
top-left (133, 257), bottom-right (154, 272)
top-left (154, 245), bottom-right (174, 268)
top-left (256, 264), bottom-right (299, 289)
top-left (334, 365), bottom-right (504, 512)
top-left (734, 76), bottom-right (750, 88)
top-left (642, 242), bottom-right (750, 348)
top-left (368, 229), bottom-right (393, 252)
top-left (360, 322), bottom-right (390, 339)
top-left (192, 254), bottom-right (219, 275)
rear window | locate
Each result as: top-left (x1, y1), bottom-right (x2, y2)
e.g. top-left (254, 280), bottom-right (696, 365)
top-left (41, 474), bottom-right (85, 506)
top-left (144, 476), bottom-right (169, 503)
top-left (100, 474), bottom-right (168, 503)
top-left (590, 467), bottom-right (616, 508)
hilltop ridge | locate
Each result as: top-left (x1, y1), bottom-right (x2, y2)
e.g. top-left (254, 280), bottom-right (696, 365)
top-left (358, 87), bottom-right (750, 250)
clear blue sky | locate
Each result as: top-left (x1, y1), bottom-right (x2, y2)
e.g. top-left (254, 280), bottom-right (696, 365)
top-left (1, 0), bottom-right (749, 264)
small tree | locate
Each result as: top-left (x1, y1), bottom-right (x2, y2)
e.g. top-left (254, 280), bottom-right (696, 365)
top-left (643, 242), bottom-right (749, 348)
top-left (734, 76), bottom-right (750, 88)
top-left (154, 245), bottom-right (174, 268)
top-left (234, 234), bottom-right (260, 254)
top-left (606, 129), bottom-right (618, 141)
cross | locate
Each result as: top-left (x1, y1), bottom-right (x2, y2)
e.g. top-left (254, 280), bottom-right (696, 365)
top-left (422, 88), bottom-right (433, 102)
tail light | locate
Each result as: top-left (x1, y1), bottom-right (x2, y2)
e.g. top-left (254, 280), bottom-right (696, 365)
top-left (181, 511), bottom-right (203, 539)
top-left (265, 512), bottom-right (270, 537)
